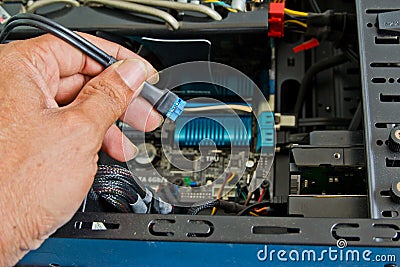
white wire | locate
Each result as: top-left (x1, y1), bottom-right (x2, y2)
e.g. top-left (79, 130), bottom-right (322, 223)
top-left (184, 104), bottom-right (252, 113)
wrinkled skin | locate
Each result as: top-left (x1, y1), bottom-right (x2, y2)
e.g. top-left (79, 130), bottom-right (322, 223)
top-left (0, 33), bottom-right (161, 266)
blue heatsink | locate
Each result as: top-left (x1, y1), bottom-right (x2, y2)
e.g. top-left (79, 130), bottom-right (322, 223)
top-left (174, 115), bottom-right (252, 147)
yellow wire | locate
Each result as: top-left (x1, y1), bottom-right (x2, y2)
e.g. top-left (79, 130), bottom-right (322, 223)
top-left (285, 19), bottom-right (307, 28)
top-left (249, 211), bottom-right (259, 216)
top-left (226, 7), bottom-right (238, 13)
top-left (211, 207), bottom-right (217, 215)
top-left (227, 172), bottom-right (236, 183)
top-left (211, 172), bottom-right (236, 215)
top-left (284, 8), bottom-right (308, 17)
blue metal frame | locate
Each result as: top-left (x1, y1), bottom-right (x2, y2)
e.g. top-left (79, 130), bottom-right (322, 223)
top-left (20, 238), bottom-right (400, 266)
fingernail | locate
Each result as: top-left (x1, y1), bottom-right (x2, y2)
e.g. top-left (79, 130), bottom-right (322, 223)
top-left (158, 114), bottom-right (165, 127)
top-left (115, 59), bottom-right (147, 90)
top-left (122, 135), bottom-right (138, 161)
top-left (147, 71), bottom-right (159, 84)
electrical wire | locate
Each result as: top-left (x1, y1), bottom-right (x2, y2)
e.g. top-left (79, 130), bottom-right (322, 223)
top-left (294, 53), bottom-right (349, 117)
top-left (285, 13), bottom-right (308, 22)
top-left (284, 8), bottom-right (309, 17)
top-left (227, 172), bottom-right (236, 183)
top-left (257, 188), bottom-right (266, 202)
top-left (93, 165), bottom-right (173, 214)
top-left (96, 164), bottom-right (147, 198)
top-left (204, 0), bottom-right (237, 13)
top-left (24, 0), bottom-right (80, 13)
top-left (189, 199), bottom-right (220, 215)
top-left (83, 0), bottom-right (180, 30)
top-left (184, 104), bottom-right (252, 113)
top-left (309, 0), bottom-right (321, 13)
top-left (211, 172), bottom-right (234, 215)
top-left (284, 19), bottom-right (307, 28)
top-left (254, 207), bottom-right (268, 213)
top-left (93, 165), bottom-right (144, 212)
top-left (237, 201), bottom-right (270, 216)
top-left (0, 13), bottom-right (186, 121)
top-left (244, 190), bottom-right (253, 206)
top-left (188, 199), bottom-right (245, 215)
top-left (298, 117), bottom-right (351, 127)
top-left (123, 0), bottom-right (222, 21)
top-left (1, 19), bottom-right (113, 65)
top-left (0, 13), bottom-right (116, 66)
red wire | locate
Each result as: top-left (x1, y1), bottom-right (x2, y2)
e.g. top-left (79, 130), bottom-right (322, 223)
top-left (258, 189), bottom-right (265, 202)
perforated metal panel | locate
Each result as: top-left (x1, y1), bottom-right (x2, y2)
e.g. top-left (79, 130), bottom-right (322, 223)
top-left (357, 1), bottom-right (400, 218)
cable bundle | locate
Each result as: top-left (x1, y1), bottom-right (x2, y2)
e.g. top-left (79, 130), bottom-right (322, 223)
top-left (188, 198), bottom-right (245, 215)
top-left (93, 165), bottom-right (173, 214)
top-left (20, 0), bottom-right (224, 31)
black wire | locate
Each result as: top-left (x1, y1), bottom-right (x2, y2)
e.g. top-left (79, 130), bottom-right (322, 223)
top-left (8, 13), bottom-right (115, 65)
top-left (0, 13), bottom-right (116, 67)
top-left (94, 186), bottom-right (138, 205)
top-left (187, 199), bottom-right (246, 215)
top-left (284, 24), bottom-right (306, 34)
top-left (236, 201), bottom-right (270, 216)
top-left (92, 179), bottom-right (139, 202)
top-left (285, 29), bottom-right (307, 34)
top-left (0, 19), bottom-right (108, 65)
top-left (309, 0), bottom-right (321, 13)
top-left (188, 199), bottom-right (220, 215)
top-left (96, 165), bottom-right (147, 199)
top-left (294, 54), bottom-right (349, 117)
top-left (0, 14), bottom-right (183, 122)
top-left (92, 165), bottom-right (150, 213)
top-left (100, 193), bottom-right (131, 212)
top-left (284, 13), bottom-right (307, 22)
top-left (298, 117), bottom-right (351, 127)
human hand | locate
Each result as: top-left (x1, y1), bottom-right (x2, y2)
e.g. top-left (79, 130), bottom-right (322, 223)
top-left (0, 33), bottom-right (161, 266)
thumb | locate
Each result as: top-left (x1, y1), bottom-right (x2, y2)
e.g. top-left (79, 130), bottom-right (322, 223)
top-left (70, 59), bottom-right (148, 134)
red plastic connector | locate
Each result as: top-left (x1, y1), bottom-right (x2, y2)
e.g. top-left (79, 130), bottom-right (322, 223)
top-left (292, 38), bottom-right (320, 53)
top-left (268, 3), bottom-right (285, 38)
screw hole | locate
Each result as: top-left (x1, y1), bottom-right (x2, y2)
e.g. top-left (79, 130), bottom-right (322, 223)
top-left (367, 22), bottom-right (373, 27)
top-left (382, 210), bottom-right (399, 218)
top-left (380, 190), bottom-right (391, 197)
top-left (389, 78), bottom-right (395, 83)
top-left (377, 140), bottom-right (384, 146)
